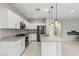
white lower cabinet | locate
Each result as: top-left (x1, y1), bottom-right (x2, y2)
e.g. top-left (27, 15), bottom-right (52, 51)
top-left (41, 42), bottom-right (61, 56)
top-left (29, 34), bottom-right (37, 43)
top-left (0, 37), bottom-right (25, 56)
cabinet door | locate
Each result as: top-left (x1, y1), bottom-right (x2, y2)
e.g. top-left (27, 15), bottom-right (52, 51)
top-left (8, 10), bottom-right (17, 28)
top-left (21, 37), bottom-right (25, 52)
top-left (41, 42), bottom-right (57, 56)
top-left (0, 9), bottom-right (8, 28)
top-left (15, 15), bottom-right (20, 29)
top-left (8, 9), bottom-right (21, 29)
top-left (0, 42), bottom-right (8, 56)
top-left (19, 16), bottom-right (24, 22)
top-left (15, 39), bottom-right (22, 55)
top-left (23, 19), bottom-right (30, 29)
top-left (56, 42), bottom-right (62, 56)
top-left (41, 42), bottom-right (62, 56)
top-left (0, 41), bottom-right (15, 56)
top-left (16, 37), bottom-right (25, 56)
top-left (29, 34), bottom-right (37, 43)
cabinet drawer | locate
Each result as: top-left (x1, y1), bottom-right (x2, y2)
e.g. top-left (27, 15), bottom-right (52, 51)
top-left (15, 38), bottom-right (25, 55)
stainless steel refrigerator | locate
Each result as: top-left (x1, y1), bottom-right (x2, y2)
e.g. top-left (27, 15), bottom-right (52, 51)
top-left (37, 26), bottom-right (46, 42)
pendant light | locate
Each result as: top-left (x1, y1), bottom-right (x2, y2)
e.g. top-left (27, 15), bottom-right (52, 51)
top-left (54, 3), bottom-right (61, 26)
top-left (48, 3), bottom-right (61, 26)
top-left (50, 6), bottom-right (54, 25)
top-left (54, 3), bottom-right (61, 36)
top-left (48, 6), bottom-right (54, 26)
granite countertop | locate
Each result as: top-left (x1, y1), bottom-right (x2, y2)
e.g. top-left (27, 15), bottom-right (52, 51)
top-left (0, 36), bottom-right (25, 42)
top-left (41, 35), bottom-right (69, 42)
top-left (0, 33), bottom-right (29, 42)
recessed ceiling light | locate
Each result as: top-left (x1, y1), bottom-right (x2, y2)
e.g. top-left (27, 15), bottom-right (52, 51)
top-left (44, 8), bottom-right (49, 12)
top-left (35, 8), bottom-right (40, 11)
top-left (70, 10), bottom-right (75, 13)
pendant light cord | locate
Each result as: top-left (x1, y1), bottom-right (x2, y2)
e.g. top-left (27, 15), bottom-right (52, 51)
top-left (56, 3), bottom-right (57, 21)
top-left (48, 11), bottom-right (51, 24)
top-left (48, 6), bottom-right (53, 25)
top-left (51, 6), bottom-right (53, 21)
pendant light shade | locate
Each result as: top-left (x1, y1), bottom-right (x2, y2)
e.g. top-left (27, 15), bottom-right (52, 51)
top-left (48, 3), bottom-right (61, 26)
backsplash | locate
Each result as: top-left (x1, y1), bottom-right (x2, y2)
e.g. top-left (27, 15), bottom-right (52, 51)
top-left (0, 29), bottom-right (28, 39)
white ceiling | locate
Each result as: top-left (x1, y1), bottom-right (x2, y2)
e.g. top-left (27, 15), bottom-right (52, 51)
top-left (11, 3), bottom-right (79, 22)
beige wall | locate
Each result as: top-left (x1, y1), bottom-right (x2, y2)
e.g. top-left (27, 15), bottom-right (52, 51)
top-left (62, 19), bottom-right (79, 40)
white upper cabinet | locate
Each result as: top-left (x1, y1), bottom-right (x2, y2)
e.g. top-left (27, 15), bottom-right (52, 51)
top-left (23, 18), bottom-right (30, 29)
top-left (8, 9), bottom-right (18, 29)
top-left (0, 9), bottom-right (8, 28)
top-left (8, 9), bottom-right (24, 29)
top-left (0, 8), bottom-right (19, 29)
top-left (0, 8), bottom-right (26, 29)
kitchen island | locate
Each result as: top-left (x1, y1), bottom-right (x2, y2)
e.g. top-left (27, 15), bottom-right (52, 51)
top-left (40, 35), bottom-right (79, 56)
top-left (40, 35), bottom-right (62, 56)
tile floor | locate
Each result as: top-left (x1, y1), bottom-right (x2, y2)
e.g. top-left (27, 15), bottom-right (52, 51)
top-left (22, 42), bottom-right (41, 56)
top-left (62, 40), bottom-right (79, 56)
top-left (22, 40), bottom-right (79, 56)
